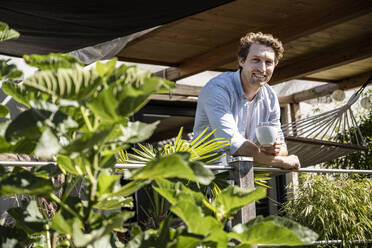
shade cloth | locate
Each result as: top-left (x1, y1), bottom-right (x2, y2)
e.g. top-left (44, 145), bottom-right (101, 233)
top-left (0, 0), bottom-right (233, 57)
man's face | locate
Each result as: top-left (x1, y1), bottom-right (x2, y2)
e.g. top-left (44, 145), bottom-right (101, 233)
top-left (239, 43), bottom-right (276, 88)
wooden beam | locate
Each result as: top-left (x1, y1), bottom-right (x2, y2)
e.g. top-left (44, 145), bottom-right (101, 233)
top-left (271, 34), bottom-right (372, 84)
top-left (150, 84), bottom-right (202, 101)
top-left (171, 84), bottom-right (202, 96)
top-left (278, 71), bottom-right (372, 104)
top-left (152, 1), bottom-right (372, 81)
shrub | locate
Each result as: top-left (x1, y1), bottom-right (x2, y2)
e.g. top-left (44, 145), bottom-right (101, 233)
top-left (282, 174), bottom-right (372, 247)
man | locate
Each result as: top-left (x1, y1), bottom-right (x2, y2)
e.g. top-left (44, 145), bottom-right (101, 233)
top-left (193, 32), bottom-right (300, 170)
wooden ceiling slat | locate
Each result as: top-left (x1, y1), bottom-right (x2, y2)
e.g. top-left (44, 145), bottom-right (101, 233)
top-left (142, 1), bottom-right (372, 81)
top-left (271, 34), bottom-right (372, 84)
top-left (279, 72), bottom-right (372, 104)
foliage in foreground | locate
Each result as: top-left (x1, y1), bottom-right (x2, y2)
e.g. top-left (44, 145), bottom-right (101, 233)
top-left (0, 24), bottom-right (318, 247)
top-left (282, 174), bottom-right (372, 247)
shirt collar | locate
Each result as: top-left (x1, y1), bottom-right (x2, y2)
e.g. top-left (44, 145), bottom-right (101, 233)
top-left (234, 69), bottom-right (264, 102)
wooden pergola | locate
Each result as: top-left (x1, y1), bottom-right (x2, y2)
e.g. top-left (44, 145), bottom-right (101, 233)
top-left (116, 0), bottom-right (372, 141)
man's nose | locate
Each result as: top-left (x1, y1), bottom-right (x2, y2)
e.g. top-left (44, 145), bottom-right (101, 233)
top-left (257, 61), bottom-right (266, 72)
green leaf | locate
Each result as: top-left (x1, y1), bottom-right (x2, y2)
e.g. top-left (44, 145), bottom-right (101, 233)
top-left (0, 22), bottom-right (19, 41)
top-left (63, 129), bottom-right (111, 153)
top-left (57, 155), bottom-right (87, 175)
top-left (5, 106), bottom-right (77, 142)
top-left (111, 179), bottom-right (151, 197)
top-left (23, 53), bottom-right (84, 70)
top-left (229, 215), bottom-right (318, 246)
top-left (23, 66), bottom-right (102, 100)
top-left (153, 179), bottom-right (214, 220)
top-left (118, 121), bottom-right (159, 143)
top-left (87, 83), bottom-right (122, 122)
top-left (0, 104), bottom-right (9, 117)
top-left (50, 211), bottom-right (74, 235)
top-left (117, 76), bottom-right (174, 117)
top-left (171, 200), bottom-right (228, 248)
top-left (93, 197), bottom-right (133, 210)
top-left (96, 58), bottom-right (117, 78)
top-left (34, 128), bottom-right (61, 158)
top-left (0, 167), bottom-right (55, 196)
top-left (7, 200), bottom-right (46, 235)
top-left (1, 81), bottom-right (48, 107)
top-left (0, 60), bottom-right (22, 81)
top-left (131, 153), bottom-right (214, 185)
top-left (214, 186), bottom-right (266, 218)
top-left (97, 173), bottom-right (121, 197)
top-left (188, 160), bottom-right (215, 185)
top-left (175, 235), bottom-right (202, 248)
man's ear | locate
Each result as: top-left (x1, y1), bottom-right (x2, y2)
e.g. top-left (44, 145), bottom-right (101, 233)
top-left (238, 57), bottom-right (245, 67)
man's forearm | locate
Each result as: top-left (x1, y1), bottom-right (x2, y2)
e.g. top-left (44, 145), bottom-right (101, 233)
top-left (233, 141), bottom-right (298, 169)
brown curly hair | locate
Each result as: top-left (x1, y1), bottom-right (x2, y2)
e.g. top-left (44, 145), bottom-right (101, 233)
top-left (238, 32), bottom-right (284, 65)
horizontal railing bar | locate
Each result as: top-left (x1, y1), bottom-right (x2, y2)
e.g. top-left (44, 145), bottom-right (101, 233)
top-left (254, 167), bottom-right (372, 174)
top-left (1, 161), bottom-right (371, 174)
top-left (308, 239), bottom-right (371, 246)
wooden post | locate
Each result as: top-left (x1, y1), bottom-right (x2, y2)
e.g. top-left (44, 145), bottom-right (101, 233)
top-left (229, 156), bottom-right (256, 226)
top-left (289, 103), bottom-right (300, 136)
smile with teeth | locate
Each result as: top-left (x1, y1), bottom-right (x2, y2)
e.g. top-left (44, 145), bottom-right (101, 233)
top-left (253, 74), bottom-right (266, 80)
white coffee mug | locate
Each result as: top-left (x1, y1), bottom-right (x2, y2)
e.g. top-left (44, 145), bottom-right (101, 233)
top-left (256, 124), bottom-right (278, 147)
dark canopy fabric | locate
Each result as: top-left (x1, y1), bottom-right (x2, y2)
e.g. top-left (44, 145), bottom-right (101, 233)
top-left (0, 0), bottom-right (233, 57)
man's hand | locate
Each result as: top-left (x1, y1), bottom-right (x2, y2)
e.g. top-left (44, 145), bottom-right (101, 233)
top-left (260, 137), bottom-right (286, 156)
top-left (260, 138), bottom-right (282, 156)
top-left (279, 155), bottom-right (301, 170)
top-left (234, 140), bottom-right (300, 170)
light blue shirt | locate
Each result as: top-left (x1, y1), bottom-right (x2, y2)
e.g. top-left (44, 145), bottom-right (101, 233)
top-left (193, 69), bottom-right (286, 155)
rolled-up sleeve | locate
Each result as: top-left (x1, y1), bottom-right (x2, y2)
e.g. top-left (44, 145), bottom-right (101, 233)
top-left (199, 84), bottom-right (246, 155)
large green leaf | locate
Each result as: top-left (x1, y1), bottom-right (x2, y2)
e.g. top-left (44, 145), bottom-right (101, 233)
top-left (23, 66), bottom-right (102, 100)
top-left (118, 121), bottom-right (159, 143)
top-left (171, 200), bottom-right (228, 248)
top-left (5, 109), bottom-right (46, 141)
top-left (0, 60), bottom-right (22, 80)
top-left (229, 215), bottom-right (318, 246)
top-left (1, 81), bottom-right (49, 107)
top-left (0, 167), bottom-right (55, 196)
top-left (214, 186), bottom-right (266, 219)
top-left (117, 77), bottom-right (174, 117)
top-left (5, 105), bottom-right (77, 142)
top-left (7, 200), bottom-right (46, 235)
top-left (153, 179), bottom-right (215, 219)
top-left (23, 53), bottom-right (84, 70)
top-left (0, 104), bottom-right (9, 117)
top-left (87, 83), bottom-right (122, 122)
top-left (131, 153), bottom-right (214, 185)
top-left (0, 22), bottom-right (19, 41)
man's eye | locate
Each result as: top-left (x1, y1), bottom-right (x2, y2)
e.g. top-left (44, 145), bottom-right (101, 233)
top-left (252, 59), bottom-right (260, 62)
top-left (266, 61), bottom-right (273, 65)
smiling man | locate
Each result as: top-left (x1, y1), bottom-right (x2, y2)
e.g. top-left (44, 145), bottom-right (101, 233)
top-left (193, 32), bottom-right (300, 169)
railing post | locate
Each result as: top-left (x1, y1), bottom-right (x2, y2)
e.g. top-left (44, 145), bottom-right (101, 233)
top-left (229, 156), bottom-right (256, 226)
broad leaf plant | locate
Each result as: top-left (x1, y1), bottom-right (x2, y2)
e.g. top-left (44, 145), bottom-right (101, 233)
top-left (0, 22), bottom-right (318, 247)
